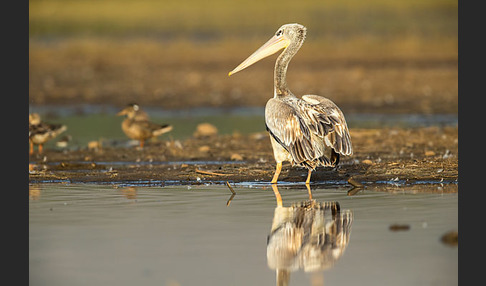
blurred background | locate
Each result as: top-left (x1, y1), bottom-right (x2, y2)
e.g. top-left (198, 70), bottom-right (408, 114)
top-left (29, 0), bottom-right (458, 147)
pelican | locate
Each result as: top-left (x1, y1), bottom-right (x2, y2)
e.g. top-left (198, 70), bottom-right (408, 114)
top-left (229, 23), bottom-right (352, 184)
top-left (117, 103), bottom-right (173, 148)
top-left (29, 113), bottom-right (67, 155)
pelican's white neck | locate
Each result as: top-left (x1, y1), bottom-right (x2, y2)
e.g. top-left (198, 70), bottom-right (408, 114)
top-left (273, 35), bottom-right (305, 98)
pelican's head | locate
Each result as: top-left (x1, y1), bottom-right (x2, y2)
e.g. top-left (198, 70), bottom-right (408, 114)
top-left (228, 23), bottom-right (307, 76)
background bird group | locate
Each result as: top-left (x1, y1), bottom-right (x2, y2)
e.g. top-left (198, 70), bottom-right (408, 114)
top-left (29, 103), bottom-right (173, 154)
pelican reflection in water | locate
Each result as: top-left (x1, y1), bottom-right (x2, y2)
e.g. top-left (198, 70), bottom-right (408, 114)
top-left (229, 23), bottom-right (352, 184)
top-left (268, 185), bottom-right (353, 285)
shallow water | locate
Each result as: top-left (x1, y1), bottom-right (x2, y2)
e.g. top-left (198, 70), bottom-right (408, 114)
top-left (29, 183), bottom-right (457, 286)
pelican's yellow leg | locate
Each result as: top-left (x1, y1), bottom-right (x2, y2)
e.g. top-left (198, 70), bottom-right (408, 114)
top-left (139, 140), bottom-right (144, 148)
top-left (38, 144), bottom-right (43, 154)
top-left (271, 184), bottom-right (283, 207)
top-left (271, 162), bottom-right (282, 184)
top-left (29, 141), bottom-right (34, 155)
top-left (305, 169), bottom-right (312, 185)
top-left (306, 183), bottom-right (312, 200)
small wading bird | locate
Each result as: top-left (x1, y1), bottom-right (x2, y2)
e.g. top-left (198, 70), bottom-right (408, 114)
top-left (117, 103), bottom-right (173, 148)
top-left (29, 113), bottom-right (67, 155)
top-left (229, 23), bottom-right (352, 184)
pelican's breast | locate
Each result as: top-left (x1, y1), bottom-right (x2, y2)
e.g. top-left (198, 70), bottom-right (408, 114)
top-left (265, 97), bottom-right (305, 147)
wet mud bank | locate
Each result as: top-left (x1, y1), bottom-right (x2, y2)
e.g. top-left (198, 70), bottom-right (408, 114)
top-left (29, 126), bottom-right (458, 193)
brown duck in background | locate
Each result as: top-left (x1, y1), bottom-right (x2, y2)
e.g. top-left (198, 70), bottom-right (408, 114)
top-left (29, 113), bottom-right (67, 154)
top-left (117, 103), bottom-right (173, 148)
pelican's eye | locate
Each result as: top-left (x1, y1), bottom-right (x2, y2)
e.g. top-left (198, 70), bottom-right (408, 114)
top-left (276, 30), bottom-right (283, 37)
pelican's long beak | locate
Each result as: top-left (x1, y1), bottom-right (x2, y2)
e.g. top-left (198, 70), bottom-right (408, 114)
top-left (117, 109), bottom-right (127, 116)
top-left (228, 35), bottom-right (290, 76)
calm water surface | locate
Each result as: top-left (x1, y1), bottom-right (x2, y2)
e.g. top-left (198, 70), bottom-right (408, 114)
top-left (29, 183), bottom-right (458, 286)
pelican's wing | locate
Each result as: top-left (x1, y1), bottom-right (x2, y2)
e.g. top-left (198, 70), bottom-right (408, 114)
top-left (298, 95), bottom-right (353, 156)
top-left (265, 98), bottom-right (331, 167)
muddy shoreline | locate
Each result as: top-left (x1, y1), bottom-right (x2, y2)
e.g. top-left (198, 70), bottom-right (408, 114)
top-left (29, 126), bottom-right (458, 193)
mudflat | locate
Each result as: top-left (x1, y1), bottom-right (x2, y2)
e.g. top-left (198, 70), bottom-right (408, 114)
top-left (29, 126), bottom-right (458, 193)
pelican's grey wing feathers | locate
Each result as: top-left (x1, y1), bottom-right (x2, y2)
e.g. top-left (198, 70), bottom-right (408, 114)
top-left (265, 98), bottom-right (331, 168)
top-left (265, 95), bottom-right (352, 168)
top-left (299, 95), bottom-right (353, 156)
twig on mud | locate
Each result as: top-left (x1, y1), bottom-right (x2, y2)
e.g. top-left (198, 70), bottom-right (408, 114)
top-left (195, 168), bottom-right (227, 176)
top-left (226, 181), bottom-right (236, 194)
top-left (347, 177), bottom-right (364, 188)
top-left (347, 176), bottom-right (364, 196)
top-left (226, 181), bottom-right (236, 206)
